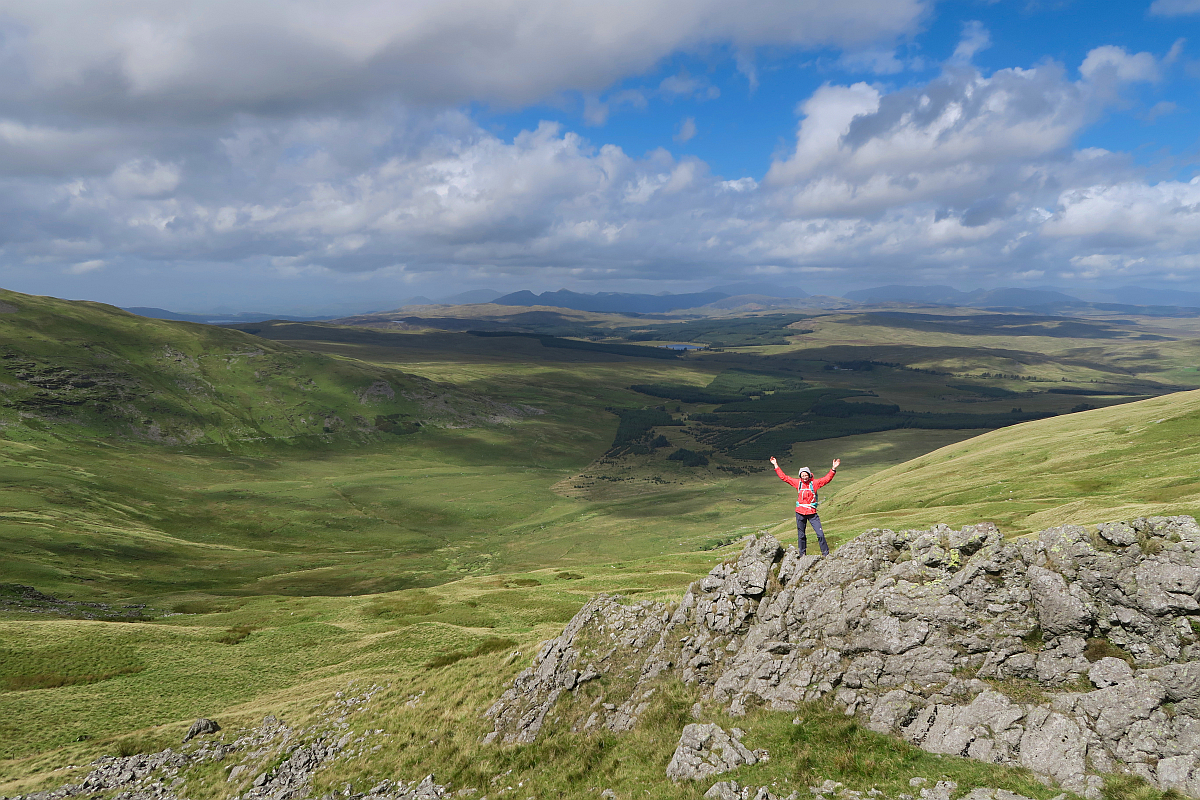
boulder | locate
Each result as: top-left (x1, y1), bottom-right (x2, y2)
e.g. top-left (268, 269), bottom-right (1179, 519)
top-left (182, 718), bottom-right (220, 743)
top-left (666, 724), bottom-right (761, 782)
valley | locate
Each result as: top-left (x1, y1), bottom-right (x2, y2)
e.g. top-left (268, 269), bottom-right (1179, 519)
top-left (1, 288), bottom-right (1199, 800)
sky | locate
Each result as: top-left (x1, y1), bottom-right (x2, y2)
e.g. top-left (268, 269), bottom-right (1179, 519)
top-left (0, 0), bottom-right (1199, 313)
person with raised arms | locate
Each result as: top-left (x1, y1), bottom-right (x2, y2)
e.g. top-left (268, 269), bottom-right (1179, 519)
top-left (770, 456), bottom-right (840, 556)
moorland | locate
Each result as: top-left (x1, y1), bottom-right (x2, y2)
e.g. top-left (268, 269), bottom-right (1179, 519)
top-left (1, 287), bottom-right (1198, 799)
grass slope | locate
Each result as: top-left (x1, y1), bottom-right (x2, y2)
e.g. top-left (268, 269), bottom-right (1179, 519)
top-left (827, 389), bottom-right (1200, 535)
top-left (0, 289), bottom-right (480, 448)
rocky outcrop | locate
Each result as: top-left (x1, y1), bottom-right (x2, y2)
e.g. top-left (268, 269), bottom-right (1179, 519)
top-left (3, 687), bottom-right (447, 800)
top-left (703, 778), bottom-right (1055, 800)
top-left (666, 724), bottom-right (766, 782)
top-left (182, 718), bottom-right (220, 744)
top-left (484, 516), bottom-right (1200, 798)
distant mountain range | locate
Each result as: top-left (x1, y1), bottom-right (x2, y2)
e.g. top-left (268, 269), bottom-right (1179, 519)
top-left (1110, 285), bottom-right (1200, 309)
top-left (842, 285), bottom-right (1082, 307)
top-left (126, 282), bottom-right (1200, 324)
top-left (483, 284), bottom-right (809, 314)
top-left (707, 282), bottom-right (809, 298)
top-left (490, 289), bottom-right (731, 314)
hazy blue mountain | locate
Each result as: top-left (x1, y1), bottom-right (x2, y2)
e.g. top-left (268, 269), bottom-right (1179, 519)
top-left (843, 285), bottom-right (1081, 308)
top-left (970, 287), bottom-right (1081, 307)
top-left (491, 289), bottom-right (729, 313)
top-left (842, 285), bottom-right (970, 304)
top-left (707, 282), bottom-right (809, 298)
top-left (1112, 286), bottom-right (1200, 308)
top-left (436, 289), bottom-right (503, 304)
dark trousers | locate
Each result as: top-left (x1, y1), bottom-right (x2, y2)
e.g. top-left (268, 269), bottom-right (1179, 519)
top-left (796, 512), bottom-right (829, 555)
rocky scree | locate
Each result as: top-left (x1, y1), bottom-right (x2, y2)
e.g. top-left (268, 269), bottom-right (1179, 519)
top-left (702, 777), bottom-right (1065, 800)
top-left (484, 517), bottom-right (1200, 798)
top-left (2, 686), bottom-right (448, 800)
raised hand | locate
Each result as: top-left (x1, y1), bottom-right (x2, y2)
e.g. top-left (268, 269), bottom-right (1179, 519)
top-left (769, 456), bottom-right (779, 467)
top-left (832, 458), bottom-right (841, 470)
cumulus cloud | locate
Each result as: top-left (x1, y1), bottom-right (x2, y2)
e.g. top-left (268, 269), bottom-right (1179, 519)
top-left (660, 74), bottom-right (721, 100)
top-left (10, 64), bottom-right (1197, 296)
top-left (1079, 45), bottom-right (1160, 83)
top-left (950, 20), bottom-right (990, 64)
top-left (0, 0), bottom-right (928, 119)
top-left (0, 4), bottom-right (1197, 303)
top-left (837, 49), bottom-right (907, 75)
top-left (110, 159), bottom-right (182, 198)
top-left (764, 60), bottom-right (1090, 218)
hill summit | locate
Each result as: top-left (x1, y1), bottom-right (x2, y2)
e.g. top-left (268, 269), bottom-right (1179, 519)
top-left (486, 516), bottom-right (1200, 798)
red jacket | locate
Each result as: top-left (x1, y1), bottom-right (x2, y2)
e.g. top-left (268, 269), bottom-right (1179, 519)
top-left (775, 466), bottom-right (835, 514)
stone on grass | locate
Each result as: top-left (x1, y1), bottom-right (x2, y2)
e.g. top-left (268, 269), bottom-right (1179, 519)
top-left (182, 718), bottom-right (220, 743)
top-left (666, 723), bottom-right (760, 782)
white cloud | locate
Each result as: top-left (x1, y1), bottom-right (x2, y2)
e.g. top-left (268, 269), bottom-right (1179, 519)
top-left (1079, 45), bottom-right (1160, 83)
top-left (583, 95), bottom-right (610, 126)
top-left (4, 32), bottom-right (1200, 303)
top-left (674, 117), bottom-right (697, 143)
top-left (950, 20), bottom-right (990, 64)
top-left (1042, 179), bottom-right (1200, 245)
top-left (1149, 0), bottom-right (1200, 15)
top-left (110, 159), bottom-right (181, 198)
top-left (0, 0), bottom-right (928, 118)
top-left (1143, 100), bottom-right (1178, 122)
top-left (765, 61), bottom-right (1090, 217)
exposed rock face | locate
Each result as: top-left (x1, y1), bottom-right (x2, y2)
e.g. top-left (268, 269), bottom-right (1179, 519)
top-left (666, 723), bottom-right (764, 782)
top-left (182, 718), bottom-right (220, 743)
top-left (484, 516), bottom-right (1200, 798)
top-left (702, 777), bottom-right (1052, 800)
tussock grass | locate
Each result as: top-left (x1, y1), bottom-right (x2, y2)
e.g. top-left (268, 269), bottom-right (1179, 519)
top-left (1103, 774), bottom-right (1188, 800)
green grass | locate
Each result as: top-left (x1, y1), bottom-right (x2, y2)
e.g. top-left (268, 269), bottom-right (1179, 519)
top-left (828, 389), bottom-right (1200, 535)
top-left (4, 290), bottom-right (1200, 796)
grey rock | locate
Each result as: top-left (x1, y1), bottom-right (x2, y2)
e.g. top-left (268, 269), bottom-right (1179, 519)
top-left (666, 723), bottom-right (760, 782)
top-left (1143, 661), bottom-right (1200, 701)
top-left (2, 684), bottom-right (443, 800)
top-left (1088, 657), bottom-right (1133, 688)
top-left (1027, 566), bottom-right (1094, 637)
top-left (485, 516), bottom-right (1200, 799)
top-left (735, 535), bottom-right (784, 596)
top-left (704, 781), bottom-right (790, 800)
top-left (182, 718), bottom-right (220, 744)
top-left (918, 781), bottom-right (956, 800)
top-left (1158, 755), bottom-right (1200, 796)
top-left (705, 781), bottom-right (745, 800)
top-left (1096, 522), bottom-right (1137, 547)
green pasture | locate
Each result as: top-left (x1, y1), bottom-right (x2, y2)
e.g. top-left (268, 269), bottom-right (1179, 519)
top-left (2, 289), bottom-right (1200, 799)
top-left (829, 388), bottom-right (1200, 535)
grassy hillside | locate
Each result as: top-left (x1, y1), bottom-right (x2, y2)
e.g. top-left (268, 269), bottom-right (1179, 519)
top-left (0, 289), bottom-right (497, 448)
top-left (4, 289), bottom-right (1197, 602)
top-left (827, 388), bottom-right (1200, 535)
top-left (2, 293), bottom-right (1199, 799)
